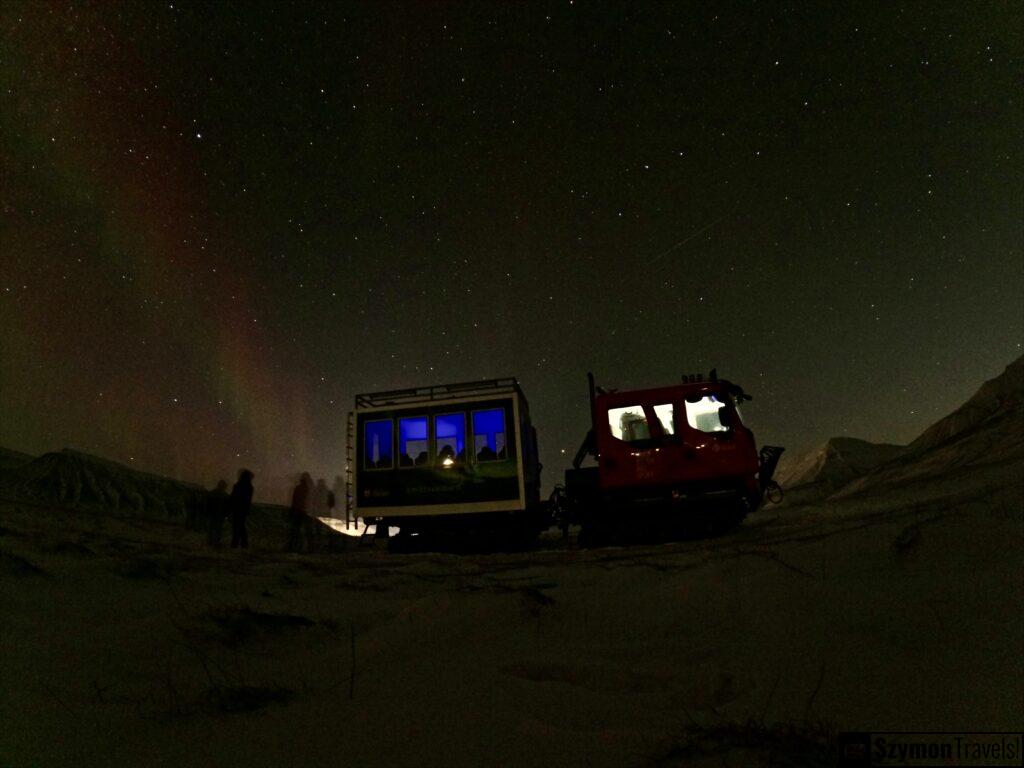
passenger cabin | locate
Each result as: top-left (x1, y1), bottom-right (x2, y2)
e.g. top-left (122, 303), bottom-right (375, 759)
top-left (350, 378), bottom-right (542, 528)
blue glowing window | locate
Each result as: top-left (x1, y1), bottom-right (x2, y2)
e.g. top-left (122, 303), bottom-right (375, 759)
top-left (434, 413), bottom-right (466, 465)
top-left (399, 416), bottom-right (428, 467)
top-left (472, 408), bottom-right (507, 461)
top-left (363, 420), bottom-right (393, 469)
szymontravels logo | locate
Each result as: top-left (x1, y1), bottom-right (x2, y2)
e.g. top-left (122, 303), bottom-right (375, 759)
top-left (837, 732), bottom-right (1022, 767)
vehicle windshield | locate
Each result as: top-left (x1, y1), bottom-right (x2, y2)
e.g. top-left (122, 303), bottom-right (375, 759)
top-left (684, 394), bottom-right (730, 433)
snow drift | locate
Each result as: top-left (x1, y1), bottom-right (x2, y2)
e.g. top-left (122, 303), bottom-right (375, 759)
top-left (775, 437), bottom-right (905, 492)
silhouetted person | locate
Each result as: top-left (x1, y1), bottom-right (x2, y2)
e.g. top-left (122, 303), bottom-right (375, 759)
top-left (311, 478), bottom-right (328, 552)
top-left (288, 472), bottom-right (313, 552)
top-left (206, 479), bottom-right (230, 548)
top-left (229, 469), bottom-right (254, 549)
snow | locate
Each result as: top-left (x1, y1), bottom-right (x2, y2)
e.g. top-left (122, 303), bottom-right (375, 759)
top-left (909, 355), bottom-right (1023, 455)
top-left (775, 437), bottom-right (906, 491)
top-left (1, 466), bottom-right (1020, 766)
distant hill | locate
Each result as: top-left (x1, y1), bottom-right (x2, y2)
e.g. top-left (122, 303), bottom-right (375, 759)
top-left (908, 354), bottom-right (1023, 455)
top-left (774, 354), bottom-right (1023, 505)
top-left (775, 437), bottom-right (905, 492)
top-left (0, 447), bottom-right (34, 473)
top-left (837, 354), bottom-right (1024, 496)
top-left (0, 448), bottom-right (203, 516)
top-left (0, 446), bottom-right (295, 536)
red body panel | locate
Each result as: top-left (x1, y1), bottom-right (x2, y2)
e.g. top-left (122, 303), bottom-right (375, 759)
top-left (593, 382), bottom-right (759, 496)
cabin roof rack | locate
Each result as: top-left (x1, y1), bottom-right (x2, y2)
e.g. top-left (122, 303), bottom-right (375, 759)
top-left (355, 377), bottom-right (523, 409)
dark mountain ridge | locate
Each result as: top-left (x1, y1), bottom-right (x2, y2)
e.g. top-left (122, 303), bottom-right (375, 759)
top-left (776, 354), bottom-right (1024, 503)
top-left (0, 447), bottom-right (203, 516)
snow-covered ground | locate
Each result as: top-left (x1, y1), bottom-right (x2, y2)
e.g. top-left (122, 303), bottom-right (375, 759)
top-left (1, 463), bottom-right (1020, 767)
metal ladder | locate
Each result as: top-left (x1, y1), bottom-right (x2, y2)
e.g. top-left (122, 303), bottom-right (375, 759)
top-left (344, 411), bottom-right (355, 530)
top-left (346, 410), bottom-right (388, 550)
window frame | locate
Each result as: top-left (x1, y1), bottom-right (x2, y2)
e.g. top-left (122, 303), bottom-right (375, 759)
top-left (606, 404), bottom-right (654, 444)
top-left (397, 415), bottom-right (429, 469)
top-left (471, 406), bottom-right (508, 463)
top-left (362, 418), bottom-right (395, 471)
top-left (433, 412), bottom-right (467, 467)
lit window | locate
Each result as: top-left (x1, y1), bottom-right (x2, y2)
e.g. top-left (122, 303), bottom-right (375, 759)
top-left (653, 403), bottom-right (675, 435)
top-left (398, 416), bottom-right (428, 467)
top-left (608, 405), bottom-right (650, 442)
top-left (434, 413), bottom-right (466, 465)
top-left (364, 420), bottom-right (393, 469)
top-left (684, 395), bottom-right (729, 433)
top-left (472, 408), bottom-right (506, 461)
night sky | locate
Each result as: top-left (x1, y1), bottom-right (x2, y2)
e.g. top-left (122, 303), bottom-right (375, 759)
top-left (1, 2), bottom-right (1021, 501)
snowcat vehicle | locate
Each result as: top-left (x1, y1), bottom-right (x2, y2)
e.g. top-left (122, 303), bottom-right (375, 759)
top-left (346, 378), bottom-right (545, 546)
top-left (558, 370), bottom-right (784, 541)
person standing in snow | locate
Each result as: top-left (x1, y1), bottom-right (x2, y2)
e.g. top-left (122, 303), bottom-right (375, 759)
top-left (287, 473), bottom-right (312, 552)
top-left (229, 469), bottom-right (254, 549)
top-left (206, 479), bottom-right (230, 548)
